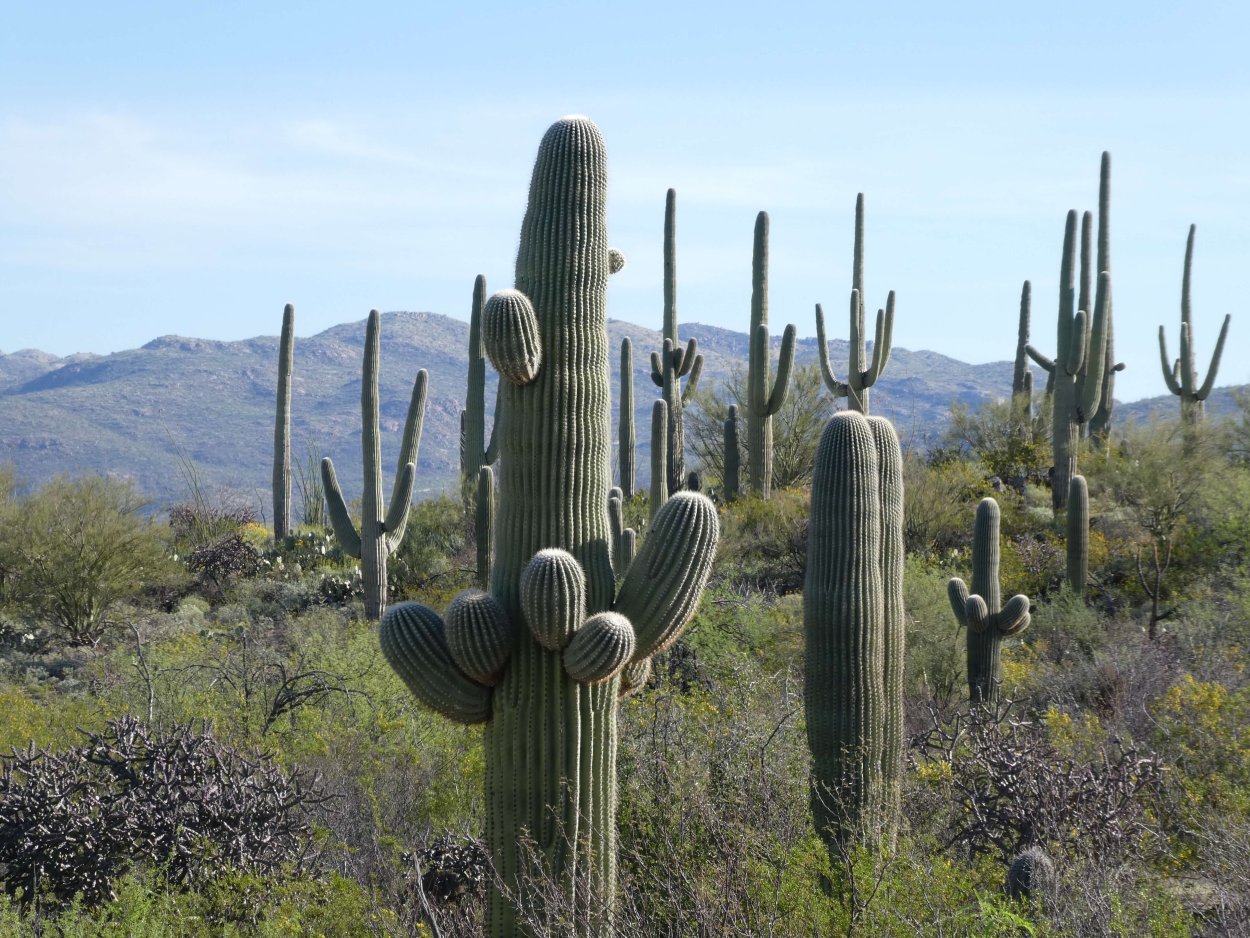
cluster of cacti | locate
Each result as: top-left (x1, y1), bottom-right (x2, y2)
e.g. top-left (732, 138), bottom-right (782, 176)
top-left (948, 497), bottom-right (1032, 704)
top-left (618, 338), bottom-right (635, 494)
top-left (1066, 474), bottom-right (1088, 596)
top-left (815, 194), bottom-right (896, 415)
top-left (649, 189), bottom-right (704, 496)
top-left (1158, 224), bottom-right (1232, 425)
top-left (377, 117), bottom-right (719, 936)
top-left (272, 303), bottom-right (295, 539)
top-left (746, 212), bottom-right (797, 499)
top-left (804, 410), bottom-right (905, 851)
top-left (321, 310), bottom-right (428, 620)
top-left (723, 403), bottom-right (740, 501)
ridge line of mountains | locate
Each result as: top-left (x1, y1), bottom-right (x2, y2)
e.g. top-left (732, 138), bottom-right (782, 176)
top-left (1, 311), bottom-right (1241, 515)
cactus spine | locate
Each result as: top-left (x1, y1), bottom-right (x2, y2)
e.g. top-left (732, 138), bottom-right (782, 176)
top-left (746, 211), bottom-right (797, 499)
top-left (619, 338), bottom-right (635, 494)
top-left (1066, 474), bottom-right (1089, 596)
top-left (377, 118), bottom-right (719, 936)
top-left (272, 303), bottom-right (294, 539)
top-left (1158, 225), bottom-right (1232, 424)
top-left (816, 194), bottom-right (896, 414)
top-left (804, 411), bottom-right (905, 851)
top-left (723, 404), bottom-right (740, 502)
top-left (321, 311), bottom-right (428, 620)
top-left (948, 498), bottom-right (1032, 704)
top-left (649, 189), bottom-right (704, 495)
top-left (462, 275), bottom-right (500, 485)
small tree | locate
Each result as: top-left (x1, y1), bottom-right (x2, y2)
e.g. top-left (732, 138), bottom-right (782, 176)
top-left (0, 475), bottom-right (177, 645)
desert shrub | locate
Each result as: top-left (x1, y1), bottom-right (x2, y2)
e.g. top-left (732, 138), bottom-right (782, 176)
top-left (388, 494), bottom-right (472, 602)
top-left (902, 556), bottom-right (965, 708)
top-left (902, 452), bottom-right (989, 557)
top-left (944, 396), bottom-right (1051, 492)
top-left (715, 489), bottom-right (809, 594)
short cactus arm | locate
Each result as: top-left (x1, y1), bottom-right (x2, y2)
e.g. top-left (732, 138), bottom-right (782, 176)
top-left (1158, 326), bottom-right (1183, 395)
top-left (815, 303), bottom-right (850, 396)
top-left (483, 289), bottom-right (542, 385)
top-left (677, 337), bottom-right (698, 379)
top-left (650, 350), bottom-right (664, 386)
top-left (380, 602), bottom-right (492, 724)
top-left (948, 577), bottom-right (971, 629)
top-left (680, 352), bottom-right (703, 405)
top-left (765, 324), bottom-right (798, 417)
top-left (1195, 314), bottom-right (1232, 402)
top-left (320, 457), bottom-right (362, 557)
top-left (1025, 344), bottom-right (1056, 374)
top-left (993, 595), bottom-right (1032, 636)
top-left (1065, 309), bottom-right (1089, 377)
top-left (615, 492), bottom-right (720, 661)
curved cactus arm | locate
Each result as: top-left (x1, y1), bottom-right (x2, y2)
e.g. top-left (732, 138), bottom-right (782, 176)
top-left (680, 353), bottom-right (703, 405)
top-left (445, 589), bottom-right (513, 686)
top-left (865, 292), bottom-right (895, 386)
top-left (320, 457), bottom-right (362, 557)
top-left (947, 577), bottom-right (971, 629)
top-left (383, 463), bottom-right (417, 549)
top-left (815, 302), bottom-right (850, 396)
top-left (964, 595), bottom-right (991, 634)
top-left (1195, 314), bottom-right (1232, 402)
top-left (1078, 273), bottom-right (1111, 420)
top-left (677, 337), bottom-right (698, 379)
top-left (380, 601), bottom-right (492, 724)
top-left (614, 492), bottom-right (719, 661)
top-left (765, 324), bottom-right (798, 417)
top-left (1065, 309), bottom-right (1089, 378)
top-left (1158, 326), bottom-right (1183, 395)
top-left (993, 595), bottom-right (1031, 636)
top-left (1026, 344), bottom-right (1056, 375)
top-left (483, 289), bottom-right (542, 385)
top-left (382, 368), bottom-right (429, 551)
top-left (650, 350), bottom-right (664, 386)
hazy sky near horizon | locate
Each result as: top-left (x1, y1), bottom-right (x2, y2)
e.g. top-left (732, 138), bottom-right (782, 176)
top-left (1, 2), bottom-right (1246, 404)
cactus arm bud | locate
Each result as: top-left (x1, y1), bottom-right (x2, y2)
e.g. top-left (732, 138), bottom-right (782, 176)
top-left (519, 549), bottom-right (587, 652)
top-left (618, 657), bottom-right (651, 699)
top-left (446, 589), bottom-right (514, 686)
top-left (564, 612), bottom-right (636, 684)
top-left (483, 289), bottom-right (542, 385)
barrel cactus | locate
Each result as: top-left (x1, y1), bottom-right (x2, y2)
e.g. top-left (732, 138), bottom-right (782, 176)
top-left (804, 410), bottom-right (905, 851)
top-left (378, 117), bottom-right (719, 935)
top-left (1007, 846), bottom-right (1056, 901)
top-left (948, 497), bottom-right (1032, 704)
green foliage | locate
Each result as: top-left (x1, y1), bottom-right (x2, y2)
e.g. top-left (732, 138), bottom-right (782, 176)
top-left (387, 494), bottom-right (471, 602)
top-left (0, 475), bottom-right (179, 645)
top-left (901, 451), bottom-right (989, 557)
top-left (715, 489), bottom-right (809, 594)
top-left (944, 396), bottom-right (1051, 490)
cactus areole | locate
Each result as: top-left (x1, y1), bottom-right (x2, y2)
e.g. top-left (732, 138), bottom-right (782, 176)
top-left (378, 117), bottom-right (719, 936)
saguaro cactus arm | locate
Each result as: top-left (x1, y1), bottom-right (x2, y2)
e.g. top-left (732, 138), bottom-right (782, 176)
top-left (380, 602), bottom-right (493, 724)
top-left (273, 303), bottom-right (295, 539)
top-left (764, 324), bottom-right (798, 416)
top-left (320, 457), bottom-right (361, 557)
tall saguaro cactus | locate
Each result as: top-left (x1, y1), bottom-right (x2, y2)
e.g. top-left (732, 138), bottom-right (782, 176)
top-left (619, 337), bottom-right (635, 494)
top-left (815, 194), bottom-right (896, 414)
top-left (377, 117), bottom-right (719, 936)
top-left (805, 410), bottom-right (905, 851)
top-left (1012, 282), bottom-right (1034, 405)
top-left (1088, 153), bottom-right (1126, 443)
top-left (948, 498), bottom-right (1032, 704)
top-left (746, 211), bottom-right (797, 499)
top-left (462, 275), bottom-right (500, 486)
top-left (1026, 212), bottom-right (1110, 512)
top-left (650, 189), bottom-right (704, 495)
top-left (321, 311), bottom-right (428, 620)
top-left (1158, 225), bottom-right (1232, 424)
top-left (272, 303), bottom-right (295, 539)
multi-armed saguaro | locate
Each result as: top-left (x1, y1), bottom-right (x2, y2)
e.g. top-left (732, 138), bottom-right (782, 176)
top-left (649, 189), bottom-right (704, 496)
top-left (1158, 225), bottom-right (1232, 425)
top-left (272, 303), bottom-right (295, 540)
top-left (815, 194), bottom-right (896, 415)
top-left (321, 311), bottom-right (428, 620)
top-left (805, 410), bottom-right (905, 852)
top-left (746, 211), bottom-right (797, 499)
top-left (377, 117), bottom-right (719, 936)
top-left (1087, 153), bottom-right (1126, 444)
top-left (948, 497), bottom-right (1031, 704)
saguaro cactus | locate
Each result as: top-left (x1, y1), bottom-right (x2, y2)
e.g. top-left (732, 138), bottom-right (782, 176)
top-left (948, 498), bottom-right (1032, 704)
top-left (815, 194), bottom-right (896, 414)
top-left (1027, 212), bottom-right (1110, 512)
top-left (804, 410), bottom-right (905, 851)
top-left (1158, 225), bottom-right (1232, 424)
top-left (723, 403), bottom-right (740, 502)
top-left (321, 311), bottom-right (428, 620)
top-left (377, 117), bottom-right (719, 936)
top-left (619, 338), bottom-right (635, 494)
top-left (649, 189), bottom-right (704, 496)
top-left (650, 400), bottom-right (668, 522)
top-left (272, 303), bottom-right (295, 539)
top-left (462, 275), bottom-right (500, 486)
top-left (746, 211), bottom-right (797, 499)
top-left (1012, 282), bottom-right (1034, 405)
top-left (1066, 474), bottom-right (1089, 596)
top-left (1088, 153), bottom-right (1126, 443)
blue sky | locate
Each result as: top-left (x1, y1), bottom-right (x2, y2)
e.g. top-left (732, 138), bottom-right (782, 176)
top-left (1, 2), bottom-right (1246, 404)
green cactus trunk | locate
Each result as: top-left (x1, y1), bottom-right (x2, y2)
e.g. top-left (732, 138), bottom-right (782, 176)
top-left (1089, 153), bottom-right (1123, 444)
top-left (723, 403), bottom-right (740, 502)
top-left (804, 411), bottom-right (904, 852)
top-left (619, 338), bottom-right (635, 495)
top-left (949, 498), bottom-right (1032, 704)
top-left (1012, 282), bottom-right (1031, 403)
top-left (745, 212), bottom-right (797, 499)
top-left (272, 303), bottom-right (294, 540)
top-left (462, 275), bottom-right (499, 488)
top-left (1066, 474), bottom-right (1088, 596)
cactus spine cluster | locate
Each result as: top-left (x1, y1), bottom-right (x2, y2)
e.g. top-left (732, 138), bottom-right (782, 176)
top-left (746, 212), bottom-right (797, 499)
top-left (723, 403), bottom-right (740, 501)
top-left (649, 189), bottom-right (704, 496)
top-left (816, 194), bottom-right (896, 414)
top-left (272, 303), bottom-right (294, 539)
top-left (1066, 474), bottom-right (1089, 596)
top-left (377, 117), bottom-right (719, 936)
top-left (462, 275), bottom-right (500, 485)
top-left (948, 498), bottom-right (1031, 704)
top-left (321, 311), bottom-right (428, 620)
top-left (619, 338), bottom-right (635, 494)
top-left (1158, 225), bottom-right (1232, 424)
top-left (804, 410), bottom-right (905, 851)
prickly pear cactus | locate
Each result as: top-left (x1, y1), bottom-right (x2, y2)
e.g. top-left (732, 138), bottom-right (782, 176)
top-left (948, 498), bottom-right (1031, 703)
top-left (379, 117), bottom-right (719, 936)
top-left (804, 410), bottom-right (905, 852)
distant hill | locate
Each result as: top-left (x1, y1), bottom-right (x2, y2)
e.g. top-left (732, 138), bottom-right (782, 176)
top-left (5, 310), bottom-right (1183, 518)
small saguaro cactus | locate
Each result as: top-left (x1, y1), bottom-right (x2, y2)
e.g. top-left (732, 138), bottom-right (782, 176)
top-left (377, 117), bottom-right (720, 936)
top-left (321, 311), bottom-right (428, 620)
top-left (619, 337), bottom-right (635, 494)
top-left (461, 275), bottom-right (500, 486)
top-left (805, 410), bottom-right (905, 852)
top-left (1012, 282), bottom-right (1034, 406)
top-left (1066, 474), bottom-right (1089, 596)
top-left (1026, 212), bottom-right (1110, 513)
top-left (746, 211), bottom-right (797, 499)
top-left (650, 399), bottom-right (668, 521)
top-left (649, 189), bottom-right (704, 496)
top-left (723, 403), bottom-right (740, 502)
top-left (815, 194), bottom-right (896, 415)
top-left (1158, 225), bottom-right (1232, 425)
top-left (272, 303), bottom-right (295, 540)
top-left (948, 497), bottom-right (1031, 704)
